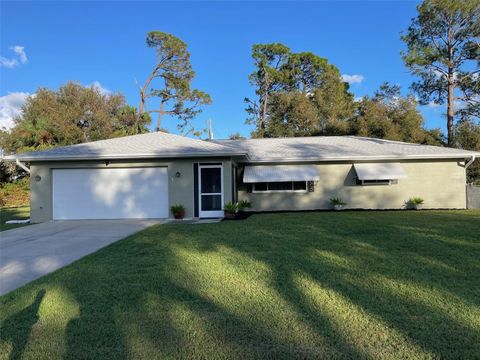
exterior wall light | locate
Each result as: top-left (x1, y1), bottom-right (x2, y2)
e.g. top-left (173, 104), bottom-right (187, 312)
top-left (35, 175), bottom-right (42, 182)
top-left (175, 171), bottom-right (181, 178)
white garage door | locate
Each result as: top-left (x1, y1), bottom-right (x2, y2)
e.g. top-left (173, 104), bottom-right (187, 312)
top-left (52, 167), bottom-right (169, 220)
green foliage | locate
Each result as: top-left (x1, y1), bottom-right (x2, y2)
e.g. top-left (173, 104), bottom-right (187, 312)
top-left (312, 70), bottom-right (355, 135)
top-left (401, 0), bottom-right (480, 144)
top-left (409, 197), bottom-right (425, 205)
top-left (265, 92), bottom-right (319, 137)
top-left (238, 200), bottom-right (251, 210)
top-left (245, 43), bottom-right (291, 137)
top-left (0, 158), bottom-right (26, 183)
top-left (351, 82), bottom-right (445, 145)
top-left (0, 82), bottom-right (149, 155)
top-left (170, 204), bottom-right (185, 214)
top-left (455, 119), bottom-right (480, 183)
top-left (0, 178), bottom-right (29, 208)
top-left (246, 43), bottom-right (355, 138)
top-left (228, 133), bottom-right (246, 140)
top-left (223, 201), bottom-right (238, 213)
top-left (141, 31), bottom-right (211, 135)
top-left (329, 197), bottom-right (347, 206)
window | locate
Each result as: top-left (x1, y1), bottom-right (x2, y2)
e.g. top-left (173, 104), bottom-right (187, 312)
top-left (356, 179), bottom-right (398, 186)
top-left (253, 181), bottom-right (307, 192)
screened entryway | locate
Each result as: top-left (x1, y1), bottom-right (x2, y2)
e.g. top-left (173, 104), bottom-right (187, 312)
top-left (198, 164), bottom-right (224, 217)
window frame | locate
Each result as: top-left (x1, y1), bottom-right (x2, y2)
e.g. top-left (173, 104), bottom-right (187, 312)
top-left (357, 179), bottom-right (398, 186)
top-left (252, 181), bottom-right (308, 193)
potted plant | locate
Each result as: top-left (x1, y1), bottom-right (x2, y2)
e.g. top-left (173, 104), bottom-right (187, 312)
top-left (223, 202), bottom-right (238, 219)
top-left (170, 204), bottom-right (186, 219)
top-left (408, 197), bottom-right (424, 210)
top-left (329, 197), bottom-right (347, 211)
top-left (238, 199), bottom-right (251, 213)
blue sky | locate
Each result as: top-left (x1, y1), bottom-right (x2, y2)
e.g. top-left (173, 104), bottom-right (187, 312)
top-left (1, 1), bottom-right (444, 138)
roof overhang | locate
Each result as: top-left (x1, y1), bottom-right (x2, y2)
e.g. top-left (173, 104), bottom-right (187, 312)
top-left (3, 151), bottom-right (248, 162)
top-left (242, 153), bottom-right (479, 163)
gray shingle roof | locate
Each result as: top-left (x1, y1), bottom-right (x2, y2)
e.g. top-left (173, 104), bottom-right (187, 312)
top-left (214, 136), bottom-right (479, 162)
top-left (6, 132), bottom-right (246, 161)
top-left (5, 133), bottom-right (478, 162)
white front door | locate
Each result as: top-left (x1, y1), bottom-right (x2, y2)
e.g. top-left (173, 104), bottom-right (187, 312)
top-left (198, 164), bottom-right (224, 218)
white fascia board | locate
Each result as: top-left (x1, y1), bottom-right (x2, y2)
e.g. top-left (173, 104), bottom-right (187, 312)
top-left (244, 153), bottom-right (480, 163)
top-left (4, 151), bottom-right (248, 162)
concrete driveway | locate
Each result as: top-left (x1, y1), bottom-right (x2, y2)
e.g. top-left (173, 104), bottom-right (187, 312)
top-left (0, 219), bottom-right (162, 296)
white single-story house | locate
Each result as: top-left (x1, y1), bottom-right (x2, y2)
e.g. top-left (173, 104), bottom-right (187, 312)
top-left (5, 132), bottom-right (479, 222)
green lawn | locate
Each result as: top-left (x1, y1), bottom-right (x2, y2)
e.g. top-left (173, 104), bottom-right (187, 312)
top-left (0, 206), bottom-right (30, 232)
top-left (1, 211), bottom-right (479, 359)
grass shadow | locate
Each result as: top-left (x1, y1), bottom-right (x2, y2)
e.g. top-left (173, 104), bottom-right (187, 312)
top-left (0, 289), bottom-right (45, 360)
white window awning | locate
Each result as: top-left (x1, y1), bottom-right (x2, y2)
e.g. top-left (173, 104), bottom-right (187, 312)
top-left (354, 163), bottom-right (407, 180)
top-left (243, 165), bottom-right (320, 183)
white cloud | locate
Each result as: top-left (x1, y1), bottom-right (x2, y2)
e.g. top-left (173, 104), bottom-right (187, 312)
top-left (0, 57), bottom-right (18, 68)
top-left (12, 46), bottom-right (28, 64)
top-left (427, 101), bottom-right (441, 108)
top-left (0, 92), bottom-right (31, 130)
top-left (88, 81), bottom-right (111, 96)
top-left (341, 74), bottom-right (365, 84)
top-left (0, 45), bottom-right (28, 68)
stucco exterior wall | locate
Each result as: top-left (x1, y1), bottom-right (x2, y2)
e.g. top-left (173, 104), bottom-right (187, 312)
top-left (237, 160), bottom-right (467, 211)
top-left (29, 158), bottom-right (233, 223)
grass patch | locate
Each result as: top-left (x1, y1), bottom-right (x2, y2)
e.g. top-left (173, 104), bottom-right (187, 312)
top-left (1, 211), bottom-right (479, 359)
top-left (0, 206), bottom-right (30, 231)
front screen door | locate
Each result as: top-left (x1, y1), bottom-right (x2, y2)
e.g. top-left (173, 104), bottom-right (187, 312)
top-left (199, 164), bottom-right (224, 218)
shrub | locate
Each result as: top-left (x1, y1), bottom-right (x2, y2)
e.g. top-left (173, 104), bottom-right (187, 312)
top-left (409, 197), bottom-right (424, 205)
top-left (329, 197), bottom-right (347, 206)
top-left (238, 200), bottom-right (251, 211)
top-left (0, 178), bottom-right (30, 207)
top-left (223, 202), bottom-right (238, 214)
top-left (170, 204), bottom-right (185, 214)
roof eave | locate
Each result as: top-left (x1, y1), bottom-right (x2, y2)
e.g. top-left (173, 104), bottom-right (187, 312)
top-left (4, 151), bottom-right (248, 162)
top-left (243, 153), bottom-right (479, 163)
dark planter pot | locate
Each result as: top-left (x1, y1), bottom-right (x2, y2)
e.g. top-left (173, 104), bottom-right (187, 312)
top-left (236, 211), bottom-right (251, 220)
top-left (224, 212), bottom-right (236, 219)
top-left (173, 210), bottom-right (185, 219)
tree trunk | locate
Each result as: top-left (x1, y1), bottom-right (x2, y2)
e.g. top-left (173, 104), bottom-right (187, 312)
top-left (446, 26), bottom-right (455, 147)
top-left (156, 102), bottom-right (164, 132)
top-left (259, 72), bottom-right (269, 138)
top-left (447, 69), bottom-right (454, 146)
top-left (139, 90), bottom-right (145, 114)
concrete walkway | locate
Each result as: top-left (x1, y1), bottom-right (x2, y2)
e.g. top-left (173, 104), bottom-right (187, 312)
top-left (0, 219), bottom-right (162, 296)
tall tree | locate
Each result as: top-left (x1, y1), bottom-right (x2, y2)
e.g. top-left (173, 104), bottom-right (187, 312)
top-left (312, 66), bottom-right (355, 135)
top-left (401, 0), bottom-right (480, 145)
top-left (139, 31), bottom-right (211, 134)
top-left (0, 82), bottom-right (149, 154)
top-left (286, 52), bottom-right (329, 94)
top-left (245, 43), bottom-right (290, 138)
top-left (245, 44), bottom-right (354, 137)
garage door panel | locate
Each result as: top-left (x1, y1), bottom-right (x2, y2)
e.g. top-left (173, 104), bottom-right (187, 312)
top-left (53, 168), bottom-right (168, 220)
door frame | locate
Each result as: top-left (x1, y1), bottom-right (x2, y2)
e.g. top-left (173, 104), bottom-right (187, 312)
top-left (198, 164), bottom-right (224, 218)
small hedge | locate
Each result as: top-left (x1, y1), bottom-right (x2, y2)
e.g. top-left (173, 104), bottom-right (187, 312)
top-left (0, 178), bottom-right (30, 207)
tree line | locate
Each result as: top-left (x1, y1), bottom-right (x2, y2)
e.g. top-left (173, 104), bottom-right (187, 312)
top-left (0, 0), bottom-right (478, 182)
top-left (244, 44), bottom-right (444, 144)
